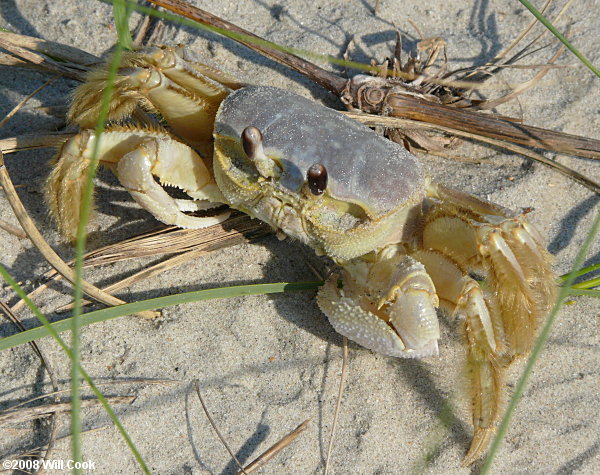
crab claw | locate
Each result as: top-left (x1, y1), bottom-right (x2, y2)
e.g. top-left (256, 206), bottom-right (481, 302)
top-left (317, 250), bottom-right (440, 358)
top-left (46, 128), bottom-right (228, 240)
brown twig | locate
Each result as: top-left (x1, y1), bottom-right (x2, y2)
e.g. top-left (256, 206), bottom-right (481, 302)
top-left (236, 419), bottom-right (312, 474)
top-left (146, 0), bottom-right (600, 163)
top-left (344, 111), bottom-right (600, 194)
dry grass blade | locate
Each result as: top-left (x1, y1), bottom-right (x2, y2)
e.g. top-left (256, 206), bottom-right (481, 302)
top-left (474, 37), bottom-right (566, 111)
top-left (494, 0), bottom-right (577, 65)
top-left (0, 34), bottom-right (86, 81)
top-left (0, 76), bottom-right (61, 129)
top-left (0, 30), bottom-right (99, 90)
top-left (344, 112), bottom-right (600, 194)
top-left (0, 132), bottom-right (75, 155)
top-left (56, 214), bottom-right (273, 311)
top-left (0, 151), bottom-right (157, 318)
top-left (0, 31), bottom-right (98, 66)
top-left (492, 0), bottom-right (554, 61)
top-left (0, 396), bottom-right (135, 425)
top-left (324, 337), bottom-right (348, 475)
top-left (79, 212), bottom-right (271, 266)
top-left (0, 52), bottom-right (30, 67)
top-left (55, 250), bottom-right (214, 312)
top-left (193, 380), bottom-right (249, 475)
top-left (5, 379), bottom-right (178, 412)
top-left (146, 0), bottom-right (600, 162)
top-left (236, 419), bottom-right (312, 474)
top-left (0, 218), bottom-right (26, 238)
top-left (10, 214), bottom-right (271, 315)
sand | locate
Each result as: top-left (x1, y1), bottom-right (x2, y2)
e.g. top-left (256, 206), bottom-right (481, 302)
top-left (1, 0), bottom-right (598, 473)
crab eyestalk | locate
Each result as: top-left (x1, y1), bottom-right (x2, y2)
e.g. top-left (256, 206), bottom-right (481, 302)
top-left (241, 125), bottom-right (281, 178)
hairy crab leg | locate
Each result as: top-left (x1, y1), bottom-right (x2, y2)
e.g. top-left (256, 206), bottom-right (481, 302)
top-left (415, 183), bottom-right (557, 463)
top-left (46, 128), bottom-right (228, 239)
top-left (423, 182), bottom-right (557, 356)
top-left (68, 46), bottom-right (233, 155)
top-left (412, 250), bottom-right (506, 464)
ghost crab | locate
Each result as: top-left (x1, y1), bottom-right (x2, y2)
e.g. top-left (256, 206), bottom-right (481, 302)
top-left (46, 45), bottom-right (557, 465)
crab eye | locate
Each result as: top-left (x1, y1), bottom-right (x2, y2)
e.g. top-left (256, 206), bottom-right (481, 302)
top-left (241, 125), bottom-right (281, 179)
top-left (307, 163), bottom-right (328, 196)
top-left (241, 126), bottom-right (263, 160)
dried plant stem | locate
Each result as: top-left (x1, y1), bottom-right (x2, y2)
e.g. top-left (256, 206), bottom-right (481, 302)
top-left (0, 76), bottom-right (61, 129)
top-left (0, 36), bottom-right (86, 80)
top-left (0, 30), bottom-right (98, 66)
top-left (477, 38), bottom-right (565, 110)
top-left (492, 0), bottom-right (554, 61)
top-left (0, 396), bottom-right (135, 425)
top-left (193, 380), bottom-right (249, 475)
top-left (0, 151), bottom-right (157, 317)
top-left (9, 216), bottom-right (271, 315)
top-left (324, 337), bottom-right (348, 475)
top-left (5, 379), bottom-right (177, 412)
top-left (0, 218), bottom-right (26, 238)
top-left (57, 247), bottom-right (222, 312)
top-left (236, 419), bottom-right (311, 474)
top-left (344, 112), bottom-right (600, 194)
top-left (0, 132), bottom-right (75, 154)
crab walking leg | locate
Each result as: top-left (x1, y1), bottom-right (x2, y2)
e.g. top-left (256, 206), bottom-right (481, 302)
top-left (68, 46), bottom-right (232, 154)
top-left (317, 251), bottom-right (440, 358)
top-left (423, 182), bottom-right (557, 357)
top-left (412, 250), bottom-right (506, 464)
top-left (46, 131), bottom-right (97, 240)
top-left (46, 128), bottom-right (228, 240)
top-left (417, 184), bottom-right (557, 463)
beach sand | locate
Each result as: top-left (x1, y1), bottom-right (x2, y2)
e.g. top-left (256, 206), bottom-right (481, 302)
top-left (1, 1), bottom-right (598, 473)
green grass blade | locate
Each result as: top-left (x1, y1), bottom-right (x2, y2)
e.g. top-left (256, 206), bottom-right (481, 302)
top-left (517, 0), bottom-right (599, 77)
top-left (566, 288), bottom-right (600, 297)
top-left (570, 275), bottom-right (600, 290)
top-left (99, 0), bottom-right (376, 74)
top-left (560, 262), bottom-right (600, 280)
top-left (480, 210), bottom-right (600, 473)
top-left (71, 2), bottom-right (130, 469)
top-left (112, 0), bottom-right (134, 50)
top-left (0, 281), bottom-right (322, 351)
top-left (0, 265), bottom-right (151, 474)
